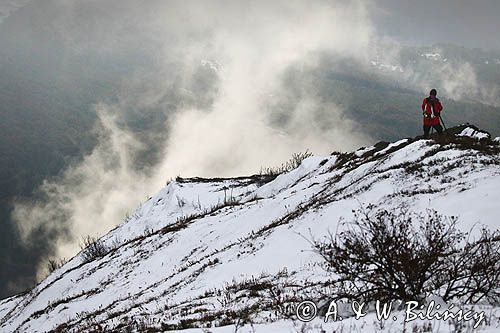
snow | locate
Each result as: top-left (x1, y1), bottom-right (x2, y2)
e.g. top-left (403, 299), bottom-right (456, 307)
top-left (374, 138), bottom-right (410, 156)
top-left (1, 134), bottom-right (499, 332)
top-left (251, 156), bottom-right (327, 199)
top-left (380, 140), bottom-right (438, 169)
top-left (458, 127), bottom-right (490, 140)
top-left (101, 178), bottom-right (260, 243)
top-left (0, 295), bottom-right (21, 321)
top-left (170, 308), bottom-right (500, 333)
top-left (354, 146), bottom-right (375, 157)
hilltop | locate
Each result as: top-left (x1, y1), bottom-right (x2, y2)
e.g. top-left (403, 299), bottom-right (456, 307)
top-left (1, 124), bottom-right (499, 332)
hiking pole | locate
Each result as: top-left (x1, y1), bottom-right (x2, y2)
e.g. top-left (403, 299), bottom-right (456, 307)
top-left (439, 114), bottom-right (447, 131)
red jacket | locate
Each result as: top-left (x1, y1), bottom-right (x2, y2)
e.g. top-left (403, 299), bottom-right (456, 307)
top-left (421, 97), bottom-right (443, 126)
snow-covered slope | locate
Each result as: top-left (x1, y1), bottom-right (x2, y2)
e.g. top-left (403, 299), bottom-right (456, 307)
top-left (1, 125), bottom-right (499, 332)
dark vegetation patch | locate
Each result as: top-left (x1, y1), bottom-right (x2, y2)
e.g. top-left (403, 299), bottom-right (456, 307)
top-left (313, 207), bottom-right (500, 304)
top-left (259, 151), bottom-right (314, 176)
top-left (176, 174), bottom-right (277, 187)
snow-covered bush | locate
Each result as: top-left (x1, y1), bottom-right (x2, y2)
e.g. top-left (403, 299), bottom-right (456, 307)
top-left (314, 207), bottom-right (500, 304)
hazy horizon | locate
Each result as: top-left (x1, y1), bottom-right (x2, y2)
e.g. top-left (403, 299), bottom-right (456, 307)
top-left (373, 0), bottom-right (500, 51)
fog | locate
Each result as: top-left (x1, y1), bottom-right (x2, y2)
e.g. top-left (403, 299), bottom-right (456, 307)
top-left (9, 0), bottom-right (374, 279)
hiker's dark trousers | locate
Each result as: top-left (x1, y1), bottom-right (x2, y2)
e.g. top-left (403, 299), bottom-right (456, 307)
top-left (423, 124), bottom-right (443, 138)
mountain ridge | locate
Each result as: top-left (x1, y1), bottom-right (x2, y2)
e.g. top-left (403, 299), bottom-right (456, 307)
top-left (1, 124), bottom-right (499, 332)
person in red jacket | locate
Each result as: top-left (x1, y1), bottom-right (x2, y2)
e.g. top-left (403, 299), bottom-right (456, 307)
top-left (421, 88), bottom-right (443, 138)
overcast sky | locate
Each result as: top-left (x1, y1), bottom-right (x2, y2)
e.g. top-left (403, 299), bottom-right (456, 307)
top-left (1, 0), bottom-right (499, 50)
top-left (372, 0), bottom-right (500, 50)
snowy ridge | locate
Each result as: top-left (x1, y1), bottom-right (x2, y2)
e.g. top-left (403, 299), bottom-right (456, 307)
top-left (1, 125), bottom-right (499, 332)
